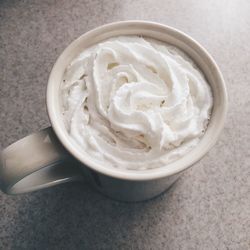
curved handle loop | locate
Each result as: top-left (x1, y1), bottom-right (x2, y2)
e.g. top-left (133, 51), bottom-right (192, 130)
top-left (0, 127), bottom-right (83, 194)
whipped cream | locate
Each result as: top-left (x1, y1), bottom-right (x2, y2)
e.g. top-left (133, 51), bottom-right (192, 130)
top-left (61, 36), bottom-right (213, 170)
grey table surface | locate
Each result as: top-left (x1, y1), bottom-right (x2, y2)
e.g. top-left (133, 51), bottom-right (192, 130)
top-left (0, 0), bottom-right (250, 249)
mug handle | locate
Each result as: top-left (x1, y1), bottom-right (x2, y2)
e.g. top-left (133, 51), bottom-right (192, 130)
top-left (0, 127), bottom-right (83, 194)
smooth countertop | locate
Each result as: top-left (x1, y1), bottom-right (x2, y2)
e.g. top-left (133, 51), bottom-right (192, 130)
top-left (0, 0), bottom-right (249, 249)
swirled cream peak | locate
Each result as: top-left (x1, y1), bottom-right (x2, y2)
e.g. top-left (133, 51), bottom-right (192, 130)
top-left (61, 36), bottom-right (213, 170)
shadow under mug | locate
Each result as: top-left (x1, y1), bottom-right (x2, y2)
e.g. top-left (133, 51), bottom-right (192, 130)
top-left (0, 21), bottom-right (227, 202)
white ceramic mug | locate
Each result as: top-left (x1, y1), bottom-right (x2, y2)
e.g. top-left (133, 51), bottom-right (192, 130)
top-left (0, 21), bottom-right (227, 201)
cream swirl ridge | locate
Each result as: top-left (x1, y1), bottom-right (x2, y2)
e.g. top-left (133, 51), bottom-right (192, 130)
top-left (61, 36), bottom-right (213, 170)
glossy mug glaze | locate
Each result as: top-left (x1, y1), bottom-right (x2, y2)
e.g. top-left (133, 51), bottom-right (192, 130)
top-left (0, 21), bottom-right (227, 201)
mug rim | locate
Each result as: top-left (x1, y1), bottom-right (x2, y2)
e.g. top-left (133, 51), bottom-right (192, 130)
top-left (47, 20), bottom-right (228, 181)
